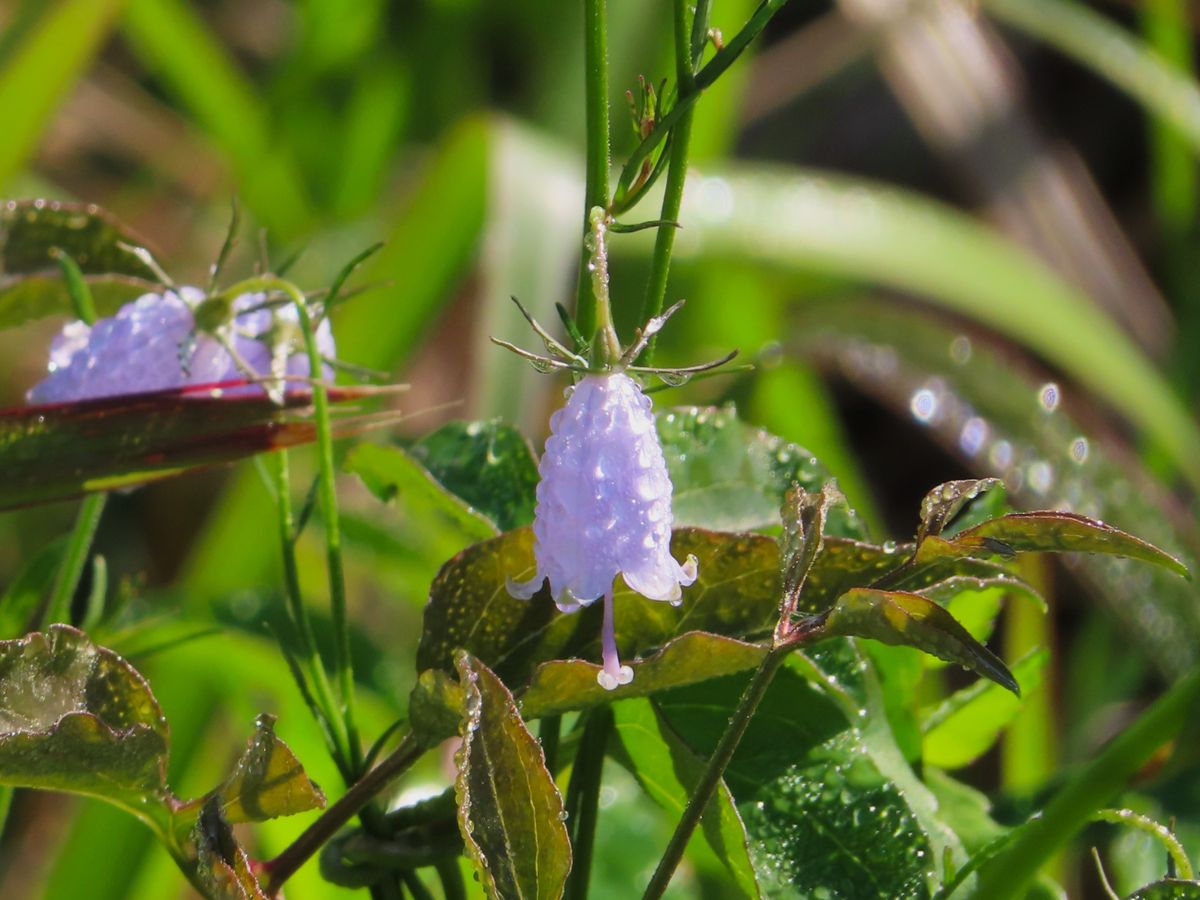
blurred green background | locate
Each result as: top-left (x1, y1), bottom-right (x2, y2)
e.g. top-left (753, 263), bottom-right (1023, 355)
top-left (1, 0), bottom-right (1199, 896)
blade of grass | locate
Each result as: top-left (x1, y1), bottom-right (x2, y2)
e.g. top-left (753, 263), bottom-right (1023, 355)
top-left (981, 0), bottom-right (1200, 158)
top-left (121, 0), bottom-right (313, 235)
top-left (662, 165), bottom-right (1200, 492)
top-left (0, 0), bottom-right (127, 192)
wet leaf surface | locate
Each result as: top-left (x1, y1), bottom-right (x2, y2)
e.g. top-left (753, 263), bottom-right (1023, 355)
top-left (1128, 881), bottom-right (1200, 899)
top-left (0, 200), bottom-right (160, 328)
top-left (824, 588), bottom-right (1018, 694)
top-left (613, 698), bottom-right (759, 898)
top-left (0, 625), bottom-right (169, 809)
top-left (656, 665), bottom-right (935, 899)
top-left (0, 383), bottom-right (403, 510)
top-left (657, 406), bottom-right (864, 537)
top-left (916, 478), bottom-right (1003, 544)
top-left (410, 419), bottom-right (540, 531)
top-left (212, 713), bottom-right (325, 824)
top-left (943, 512), bottom-right (1190, 578)
top-left (454, 652), bottom-right (570, 900)
top-left (416, 527), bottom-right (779, 689)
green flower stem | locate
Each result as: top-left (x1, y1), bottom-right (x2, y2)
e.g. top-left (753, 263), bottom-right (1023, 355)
top-left (262, 733), bottom-right (423, 897)
top-left (45, 249), bottom-right (106, 628)
top-left (44, 493), bottom-right (105, 625)
top-left (1094, 808), bottom-right (1194, 880)
top-left (643, 646), bottom-right (790, 900)
top-left (637, 0), bottom-right (701, 365)
top-left (565, 706), bottom-right (614, 900)
top-left (575, 0), bottom-right (610, 340)
top-left (616, 0), bottom-right (788, 200)
top-left (968, 667), bottom-right (1200, 900)
top-left (267, 449), bottom-right (353, 780)
top-left (223, 275), bottom-right (362, 774)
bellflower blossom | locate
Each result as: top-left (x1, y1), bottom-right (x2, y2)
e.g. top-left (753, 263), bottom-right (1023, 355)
top-left (27, 287), bottom-right (334, 404)
top-left (508, 372), bottom-right (697, 690)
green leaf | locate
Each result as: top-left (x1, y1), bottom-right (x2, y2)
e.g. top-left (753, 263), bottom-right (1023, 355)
top-left (657, 665), bottom-right (936, 898)
top-left (416, 527), bottom-right (779, 689)
top-left (613, 698), bottom-right (759, 898)
top-left (937, 513), bottom-right (1191, 578)
top-left (0, 625), bottom-right (170, 815)
top-left (211, 713), bottom-right (325, 824)
top-left (922, 650), bottom-right (1047, 769)
top-left (824, 588), bottom-right (1018, 694)
top-left (916, 479), bottom-right (1003, 545)
top-left (345, 441), bottom-right (497, 542)
top-left (454, 652), bottom-right (571, 900)
top-left (190, 797), bottom-right (268, 900)
top-left (980, 0), bottom-right (1200, 158)
top-left (409, 420), bottom-right (539, 531)
top-left (1, 384), bottom-right (400, 510)
top-left (1128, 882), bottom-right (1200, 900)
top-left (658, 405), bottom-right (865, 536)
top-left (0, 1), bottom-right (127, 193)
top-left (519, 632), bottom-right (766, 720)
top-left (778, 482), bottom-right (844, 628)
top-left (0, 200), bottom-right (162, 328)
top-left (121, 0), bottom-right (313, 235)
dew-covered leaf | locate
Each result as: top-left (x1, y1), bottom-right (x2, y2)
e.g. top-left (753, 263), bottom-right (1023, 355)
top-left (613, 698), bottom-right (759, 898)
top-left (779, 483), bottom-right (843, 628)
top-left (658, 406), bottom-right (865, 537)
top-left (824, 588), bottom-right (1018, 694)
top-left (518, 632), bottom-right (766, 720)
top-left (656, 665), bottom-right (936, 898)
top-left (454, 652), bottom-right (570, 900)
top-left (345, 441), bottom-right (497, 542)
top-left (409, 419), bottom-right (539, 531)
top-left (922, 650), bottom-right (1047, 769)
top-left (213, 713), bottom-right (325, 824)
top-left (918, 513), bottom-right (1189, 579)
top-left (416, 527), bottom-right (779, 689)
top-left (0, 200), bottom-right (160, 328)
top-left (0, 383), bottom-right (403, 510)
top-left (917, 478), bottom-right (1003, 544)
top-left (0, 625), bottom-right (169, 810)
top-left (191, 797), bottom-right (268, 900)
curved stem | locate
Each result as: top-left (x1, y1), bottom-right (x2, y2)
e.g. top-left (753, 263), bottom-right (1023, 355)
top-left (642, 647), bottom-right (789, 900)
top-left (968, 667), bottom-right (1200, 900)
top-left (263, 733), bottom-right (423, 896)
top-left (225, 275), bottom-right (363, 774)
top-left (575, 0), bottom-right (610, 340)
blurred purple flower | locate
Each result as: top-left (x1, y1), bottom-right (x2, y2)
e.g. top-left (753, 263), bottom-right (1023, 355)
top-left (508, 372), bottom-right (697, 690)
top-left (27, 287), bottom-right (334, 404)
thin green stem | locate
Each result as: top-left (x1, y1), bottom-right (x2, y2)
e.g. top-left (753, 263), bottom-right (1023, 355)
top-left (435, 857), bottom-right (467, 900)
top-left (225, 275), bottom-right (363, 774)
top-left (263, 733), bottom-right (423, 897)
top-left (575, 0), bottom-right (610, 340)
top-left (642, 647), bottom-right (789, 900)
top-left (267, 449), bottom-right (353, 780)
top-left (968, 668), bottom-right (1200, 900)
top-left (637, 0), bottom-right (701, 364)
top-left (615, 0), bottom-right (787, 202)
top-left (45, 493), bottom-right (105, 625)
top-left (566, 707), bottom-right (613, 900)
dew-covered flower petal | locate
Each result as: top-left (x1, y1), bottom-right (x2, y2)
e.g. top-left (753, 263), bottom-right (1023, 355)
top-left (507, 372), bottom-right (697, 689)
top-left (27, 287), bottom-right (334, 404)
